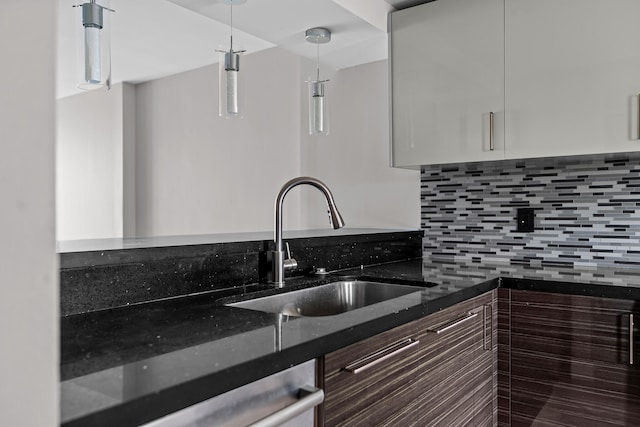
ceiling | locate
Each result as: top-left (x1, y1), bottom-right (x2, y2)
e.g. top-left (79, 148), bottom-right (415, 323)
top-left (384, 0), bottom-right (435, 9)
top-left (57, 0), bottom-right (407, 99)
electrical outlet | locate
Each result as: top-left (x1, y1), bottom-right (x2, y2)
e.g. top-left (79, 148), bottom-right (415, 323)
top-left (516, 208), bottom-right (535, 232)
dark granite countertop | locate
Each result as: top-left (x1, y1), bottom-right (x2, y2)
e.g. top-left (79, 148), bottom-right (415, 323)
top-left (61, 258), bottom-right (640, 426)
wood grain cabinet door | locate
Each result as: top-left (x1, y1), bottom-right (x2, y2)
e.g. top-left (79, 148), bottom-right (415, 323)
top-left (473, 291), bottom-right (498, 427)
top-left (414, 292), bottom-right (497, 426)
top-left (508, 290), bottom-right (640, 426)
top-left (321, 291), bottom-right (498, 426)
top-left (322, 320), bottom-right (421, 426)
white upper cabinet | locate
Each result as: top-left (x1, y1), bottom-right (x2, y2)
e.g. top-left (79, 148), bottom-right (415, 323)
top-left (391, 0), bottom-right (640, 167)
top-left (505, 0), bottom-right (640, 159)
top-left (390, 0), bottom-right (505, 167)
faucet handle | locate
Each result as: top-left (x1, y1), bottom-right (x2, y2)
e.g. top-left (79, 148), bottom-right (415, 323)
top-left (283, 242), bottom-right (298, 270)
top-left (285, 242), bottom-right (293, 259)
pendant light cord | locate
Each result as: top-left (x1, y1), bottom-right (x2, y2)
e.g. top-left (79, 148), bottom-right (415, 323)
top-left (230, 2), bottom-right (234, 51)
top-left (316, 43), bottom-right (320, 82)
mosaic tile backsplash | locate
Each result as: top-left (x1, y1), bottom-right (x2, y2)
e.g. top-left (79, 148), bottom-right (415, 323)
top-left (421, 153), bottom-right (640, 268)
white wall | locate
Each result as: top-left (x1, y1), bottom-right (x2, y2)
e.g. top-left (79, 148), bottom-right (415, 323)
top-left (0, 1), bottom-right (58, 425)
top-left (57, 49), bottom-right (420, 240)
top-left (135, 48), bottom-right (303, 236)
top-left (56, 83), bottom-right (130, 240)
top-left (123, 83), bottom-right (137, 237)
top-left (300, 59), bottom-right (420, 230)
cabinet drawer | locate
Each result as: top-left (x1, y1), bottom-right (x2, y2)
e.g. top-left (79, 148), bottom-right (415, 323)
top-left (323, 321), bottom-right (421, 426)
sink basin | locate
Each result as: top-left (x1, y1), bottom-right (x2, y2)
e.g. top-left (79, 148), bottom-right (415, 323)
top-left (227, 280), bottom-right (424, 317)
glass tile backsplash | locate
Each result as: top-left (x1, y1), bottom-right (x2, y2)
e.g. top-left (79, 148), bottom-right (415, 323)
top-left (421, 153), bottom-right (640, 268)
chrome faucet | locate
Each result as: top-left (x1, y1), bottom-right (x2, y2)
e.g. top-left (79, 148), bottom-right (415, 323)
top-left (271, 177), bottom-right (345, 287)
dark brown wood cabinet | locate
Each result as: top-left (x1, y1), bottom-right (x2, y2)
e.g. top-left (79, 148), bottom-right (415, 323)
top-left (474, 292), bottom-right (498, 427)
top-left (322, 318), bottom-right (421, 426)
top-left (320, 291), bottom-right (497, 426)
top-left (497, 288), bottom-right (512, 427)
top-left (500, 289), bottom-right (640, 426)
top-left (320, 286), bottom-right (640, 426)
top-left (414, 291), bottom-right (497, 426)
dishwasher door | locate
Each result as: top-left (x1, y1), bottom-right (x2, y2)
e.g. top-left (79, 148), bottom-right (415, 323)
top-left (144, 360), bottom-right (322, 427)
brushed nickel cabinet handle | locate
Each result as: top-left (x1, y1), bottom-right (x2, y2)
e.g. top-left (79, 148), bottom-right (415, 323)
top-left (637, 95), bottom-right (640, 141)
top-left (483, 304), bottom-right (493, 351)
top-left (631, 313), bottom-right (635, 365)
top-left (249, 385), bottom-right (324, 427)
top-left (489, 112), bottom-right (495, 151)
top-left (483, 305), bottom-right (487, 350)
top-left (427, 312), bottom-right (478, 334)
top-left (344, 338), bottom-right (420, 374)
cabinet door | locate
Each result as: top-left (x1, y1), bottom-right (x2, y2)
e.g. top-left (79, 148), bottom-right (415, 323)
top-left (390, 0), bottom-right (504, 167)
top-left (508, 290), bottom-right (640, 425)
top-left (322, 320), bottom-right (421, 426)
top-left (505, 0), bottom-right (640, 159)
top-left (414, 292), bottom-right (496, 425)
top-left (472, 291), bottom-right (498, 427)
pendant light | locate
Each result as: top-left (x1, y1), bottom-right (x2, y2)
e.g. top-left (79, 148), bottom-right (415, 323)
top-left (74, 1), bottom-right (114, 90)
top-left (218, 0), bottom-right (246, 118)
top-left (305, 28), bottom-right (331, 136)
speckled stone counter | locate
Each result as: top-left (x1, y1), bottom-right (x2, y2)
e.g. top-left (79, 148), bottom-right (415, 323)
top-left (61, 258), bottom-right (640, 426)
top-left (59, 229), bottom-right (423, 316)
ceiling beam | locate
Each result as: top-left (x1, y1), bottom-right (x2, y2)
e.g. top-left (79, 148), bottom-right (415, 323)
top-left (331, 0), bottom-right (394, 32)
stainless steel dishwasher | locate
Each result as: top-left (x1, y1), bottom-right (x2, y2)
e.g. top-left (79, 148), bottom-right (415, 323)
top-left (143, 360), bottom-right (322, 427)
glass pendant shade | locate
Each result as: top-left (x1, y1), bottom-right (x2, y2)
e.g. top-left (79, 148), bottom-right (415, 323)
top-left (309, 80), bottom-right (329, 135)
top-left (219, 50), bottom-right (243, 118)
top-left (218, 0), bottom-right (246, 118)
top-left (76, 0), bottom-right (112, 90)
top-left (305, 27), bottom-right (331, 136)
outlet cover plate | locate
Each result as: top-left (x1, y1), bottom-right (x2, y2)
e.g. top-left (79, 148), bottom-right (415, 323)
top-left (516, 208), bottom-right (535, 232)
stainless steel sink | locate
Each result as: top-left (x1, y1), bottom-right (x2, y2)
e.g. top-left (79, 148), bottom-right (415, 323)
top-left (227, 280), bottom-right (424, 317)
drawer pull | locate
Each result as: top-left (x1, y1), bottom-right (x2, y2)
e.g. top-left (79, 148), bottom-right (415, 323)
top-left (427, 312), bottom-right (478, 334)
top-left (344, 338), bottom-right (420, 374)
top-left (249, 385), bottom-right (324, 427)
top-left (631, 313), bottom-right (635, 365)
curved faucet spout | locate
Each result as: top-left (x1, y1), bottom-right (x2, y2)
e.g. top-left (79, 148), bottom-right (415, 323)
top-left (272, 176), bottom-right (345, 287)
top-left (275, 177), bottom-right (345, 252)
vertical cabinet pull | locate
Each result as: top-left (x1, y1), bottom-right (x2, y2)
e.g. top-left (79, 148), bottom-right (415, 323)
top-left (483, 304), bottom-right (493, 351)
top-left (631, 313), bottom-right (635, 365)
top-left (489, 112), bottom-right (495, 151)
top-left (637, 95), bottom-right (640, 141)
